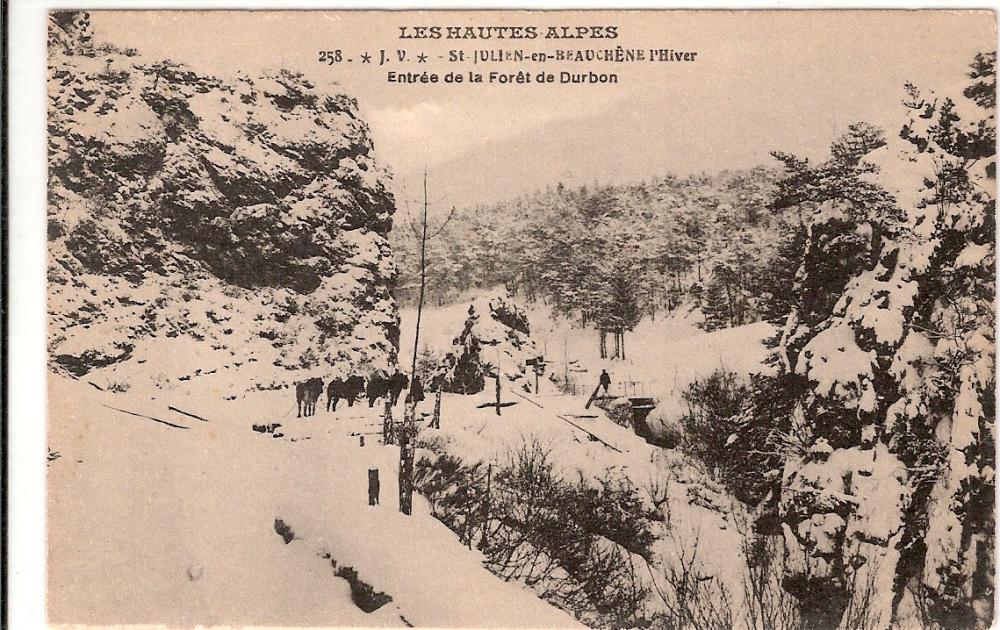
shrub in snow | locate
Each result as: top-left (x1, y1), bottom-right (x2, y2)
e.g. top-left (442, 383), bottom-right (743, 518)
top-left (678, 370), bottom-right (774, 500)
top-left (273, 518), bottom-right (295, 544)
top-left (597, 397), bottom-right (634, 429)
top-left (330, 564), bottom-right (393, 613)
top-left (413, 440), bottom-right (654, 627)
top-left (52, 333), bottom-right (134, 376)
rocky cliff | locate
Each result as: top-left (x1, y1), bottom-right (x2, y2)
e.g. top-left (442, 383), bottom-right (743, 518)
top-left (47, 12), bottom-right (399, 390)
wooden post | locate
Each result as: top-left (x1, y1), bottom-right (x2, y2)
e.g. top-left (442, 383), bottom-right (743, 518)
top-left (563, 337), bottom-right (569, 387)
top-left (399, 401), bottom-right (416, 515)
top-left (495, 374), bottom-right (501, 416)
top-left (479, 463), bottom-right (492, 550)
top-left (368, 469), bottom-right (380, 506)
top-left (382, 400), bottom-right (394, 445)
top-left (432, 390), bottom-right (442, 429)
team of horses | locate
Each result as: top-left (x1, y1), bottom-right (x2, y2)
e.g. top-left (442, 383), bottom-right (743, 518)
top-left (295, 370), bottom-right (411, 418)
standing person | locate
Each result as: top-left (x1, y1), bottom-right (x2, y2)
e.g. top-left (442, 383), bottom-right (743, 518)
top-left (599, 369), bottom-right (611, 395)
top-left (586, 368), bottom-right (612, 409)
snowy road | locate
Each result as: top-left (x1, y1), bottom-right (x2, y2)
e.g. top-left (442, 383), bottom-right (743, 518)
top-left (47, 374), bottom-right (583, 628)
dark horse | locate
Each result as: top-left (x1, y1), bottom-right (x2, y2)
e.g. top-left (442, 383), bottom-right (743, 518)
top-left (296, 377), bottom-right (324, 417)
top-left (366, 371), bottom-right (392, 408)
top-left (327, 375), bottom-right (365, 412)
top-left (388, 371), bottom-right (409, 406)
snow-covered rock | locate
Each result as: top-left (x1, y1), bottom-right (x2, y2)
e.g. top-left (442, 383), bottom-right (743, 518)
top-left (47, 11), bottom-right (399, 386)
top-left (772, 70), bottom-right (995, 628)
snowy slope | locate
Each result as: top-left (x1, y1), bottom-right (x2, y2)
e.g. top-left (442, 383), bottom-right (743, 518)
top-left (402, 296), bottom-right (776, 440)
top-left (398, 295), bottom-right (773, 621)
top-left (48, 372), bottom-right (582, 628)
top-left (49, 289), bottom-right (771, 627)
top-left (414, 377), bottom-right (752, 625)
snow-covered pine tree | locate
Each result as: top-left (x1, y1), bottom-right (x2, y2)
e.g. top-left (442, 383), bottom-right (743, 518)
top-left (699, 266), bottom-right (732, 332)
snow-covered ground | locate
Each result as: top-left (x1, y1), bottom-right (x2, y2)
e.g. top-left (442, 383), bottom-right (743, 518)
top-left (401, 296), bottom-right (776, 439)
top-left (397, 295), bottom-right (777, 617)
top-left (426, 387), bottom-right (750, 605)
top-left (48, 293), bottom-right (774, 627)
top-left (47, 373), bottom-right (583, 628)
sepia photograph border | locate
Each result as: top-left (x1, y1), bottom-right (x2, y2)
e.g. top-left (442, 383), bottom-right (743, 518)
top-left (8, 1), bottom-right (1000, 628)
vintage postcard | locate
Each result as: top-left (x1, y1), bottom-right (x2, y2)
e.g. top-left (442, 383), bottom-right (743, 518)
top-left (38, 8), bottom-right (996, 629)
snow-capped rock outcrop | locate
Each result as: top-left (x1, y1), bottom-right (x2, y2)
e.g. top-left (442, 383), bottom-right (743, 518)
top-left (772, 72), bottom-right (995, 628)
top-left (47, 11), bottom-right (399, 385)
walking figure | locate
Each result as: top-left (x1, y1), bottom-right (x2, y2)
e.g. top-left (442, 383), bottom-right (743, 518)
top-left (586, 369), bottom-right (612, 409)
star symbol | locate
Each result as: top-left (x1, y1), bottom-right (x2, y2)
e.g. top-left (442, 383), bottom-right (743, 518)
top-left (360, 51), bottom-right (371, 63)
top-left (417, 52), bottom-right (428, 63)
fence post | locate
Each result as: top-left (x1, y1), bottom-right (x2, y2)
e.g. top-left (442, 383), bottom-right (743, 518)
top-left (399, 401), bottom-right (416, 515)
top-left (368, 469), bottom-right (380, 506)
top-left (479, 463), bottom-right (492, 550)
top-left (432, 390), bottom-right (442, 429)
top-left (382, 400), bottom-right (394, 445)
top-left (495, 374), bottom-right (502, 416)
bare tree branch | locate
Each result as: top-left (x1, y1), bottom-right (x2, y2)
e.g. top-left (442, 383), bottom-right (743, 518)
top-left (428, 205), bottom-right (458, 239)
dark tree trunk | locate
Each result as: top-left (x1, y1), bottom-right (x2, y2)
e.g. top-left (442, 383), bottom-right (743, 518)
top-left (398, 404), bottom-right (416, 516)
top-left (382, 400), bottom-right (394, 445)
top-left (479, 463), bottom-right (492, 551)
top-left (495, 374), bottom-right (502, 416)
top-left (432, 390), bottom-right (442, 429)
top-left (725, 280), bottom-right (735, 327)
top-left (869, 221), bottom-right (884, 270)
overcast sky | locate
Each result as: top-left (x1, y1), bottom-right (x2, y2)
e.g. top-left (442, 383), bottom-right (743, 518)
top-left (92, 10), bottom-right (995, 210)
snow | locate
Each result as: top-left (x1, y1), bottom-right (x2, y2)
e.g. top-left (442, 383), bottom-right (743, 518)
top-left (808, 437), bottom-right (834, 457)
top-left (49, 285), bottom-right (783, 626)
top-left (781, 441), bottom-right (909, 629)
top-left (425, 386), bottom-right (750, 609)
top-left (837, 272), bottom-right (919, 347)
top-left (47, 372), bottom-right (583, 628)
top-left (396, 295), bottom-right (782, 619)
top-left (401, 296), bottom-right (775, 442)
top-left (796, 322), bottom-right (876, 403)
top-left (834, 444), bottom-right (908, 543)
top-left (955, 242), bottom-right (992, 269)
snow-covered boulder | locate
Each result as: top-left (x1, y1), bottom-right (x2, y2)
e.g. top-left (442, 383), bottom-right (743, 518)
top-left (641, 407), bottom-right (684, 449)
